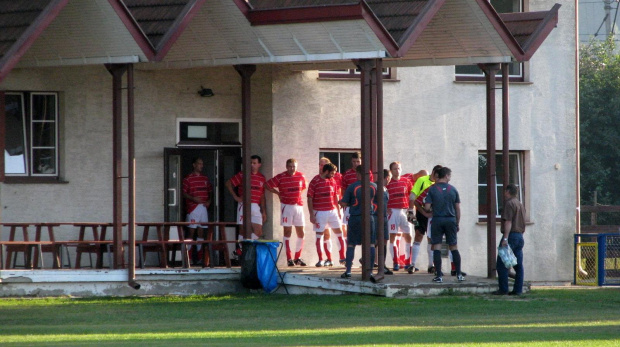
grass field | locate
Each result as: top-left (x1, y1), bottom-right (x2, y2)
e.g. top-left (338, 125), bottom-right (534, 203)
top-left (0, 288), bottom-right (619, 346)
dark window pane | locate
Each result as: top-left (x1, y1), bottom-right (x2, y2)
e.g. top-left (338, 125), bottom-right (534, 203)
top-left (339, 152), bottom-right (354, 173)
top-left (478, 154), bottom-right (488, 184)
top-left (31, 94), bottom-right (56, 121)
top-left (479, 185), bottom-right (488, 215)
top-left (32, 122), bottom-right (56, 147)
top-left (4, 94), bottom-right (27, 174)
top-left (32, 149), bottom-right (56, 174)
top-left (491, 0), bottom-right (521, 13)
top-left (220, 123), bottom-right (239, 143)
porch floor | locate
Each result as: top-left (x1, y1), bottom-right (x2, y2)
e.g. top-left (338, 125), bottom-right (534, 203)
top-left (0, 263), bottom-right (516, 298)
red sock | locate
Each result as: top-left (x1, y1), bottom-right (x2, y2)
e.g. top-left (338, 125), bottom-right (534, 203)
top-left (315, 237), bottom-right (323, 260)
top-left (294, 238), bottom-right (304, 260)
top-left (323, 240), bottom-right (332, 261)
top-left (284, 237), bottom-right (292, 261)
top-left (337, 235), bottom-right (346, 259)
top-left (451, 262), bottom-right (456, 271)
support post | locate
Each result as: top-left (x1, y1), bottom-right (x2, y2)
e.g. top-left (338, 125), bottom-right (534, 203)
top-left (375, 59), bottom-right (385, 281)
top-left (127, 64), bottom-right (139, 289)
top-left (106, 63), bottom-right (127, 269)
top-left (357, 59), bottom-right (374, 281)
top-left (502, 63), bottom-right (510, 195)
top-left (234, 65), bottom-right (256, 239)
top-left (480, 63), bottom-right (500, 278)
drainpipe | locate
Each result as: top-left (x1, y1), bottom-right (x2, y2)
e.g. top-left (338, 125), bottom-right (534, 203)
top-left (127, 64), bottom-right (140, 290)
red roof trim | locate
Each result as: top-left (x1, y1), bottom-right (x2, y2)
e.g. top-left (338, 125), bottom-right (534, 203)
top-left (232, 0), bottom-right (252, 17)
top-left (359, 1), bottom-right (398, 56)
top-left (520, 4), bottom-right (561, 61)
top-left (108, 0), bottom-right (156, 60)
top-left (395, 0), bottom-right (446, 57)
top-left (248, 4), bottom-right (364, 25)
top-left (474, 0), bottom-right (525, 60)
top-left (154, 0), bottom-right (208, 61)
top-left (0, 0), bottom-right (70, 83)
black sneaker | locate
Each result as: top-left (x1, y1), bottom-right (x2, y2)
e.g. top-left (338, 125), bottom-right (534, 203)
top-left (432, 276), bottom-right (443, 283)
top-left (384, 268), bottom-right (394, 275)
top-left (406, 265), bottom-right (419, 274)
top-left (451, 270), bottom-right (467, 276)
top-left (393, 263), bottom-right (400, 271)
top-left (324, 260), bottom-right (333, 267)
top-left (340, 272), bottom-right (351, 279)
top-left (294, 258), bottom-right (307, 266)
top-left (315, 260), bottom-right (324, 267)
top-left (287, 259), bottom-right (295, 267)
top-left (340, 259), bottom-right (347, 265)
top-left (427, 266), bottom-right (436, 274)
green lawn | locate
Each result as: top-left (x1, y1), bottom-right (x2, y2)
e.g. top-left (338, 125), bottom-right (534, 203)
top-left (0, 289), bottom-right (619, 346)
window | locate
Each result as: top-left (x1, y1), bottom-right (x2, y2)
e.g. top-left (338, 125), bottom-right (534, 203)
top-left (455, 0), bottom-right (525, 82)
top-left (319, 68), bottom-right (396, 80)
top-left (478, 151), bottom-right (525, 219)
top-left (176, 118), bottom-right (241, 146)
top-left (2, 92), bottom-right (59, 180)
top-left (319, 150), bottom-right (358, 173)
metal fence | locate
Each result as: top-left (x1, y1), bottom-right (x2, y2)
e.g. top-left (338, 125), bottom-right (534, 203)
top-left (574, 233), bottom-right (620, 286)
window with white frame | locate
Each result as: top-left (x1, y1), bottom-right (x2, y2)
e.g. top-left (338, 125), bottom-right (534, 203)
top-left (3, 92), bottom-right (59, 178)
top-left (318, 68), bottom-right (396, 80)
top-left (319, 150), bottom-right (358, 173)
top-left (478, 151), bottom-right (525, 219)
top-left (455, 0), bottom-right (525, 82)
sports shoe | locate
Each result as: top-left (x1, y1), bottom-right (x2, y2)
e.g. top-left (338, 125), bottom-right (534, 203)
top-left (508, 291), bottom-right (522, 296)
top-left (340, 272), bottom-right (351, 279)
top-left (427, 266), bottom-right (436, 274)
top-left (384, 268), bottom-right (394, 275)
top-left (393, 263), bottom-right (400, 271)
top-left (432, 276), bottom-right (443, 283)
top-left (406, 265), bottom-right (419, 274)
top-left (457, 274), bottom-right (466, 282)
top-left (340, 259), bottom-right (346, 265)
top-left (287, 259), bottom-right (295, 267)
top-left (451, 270), bottom-right (467, 276)
top-left (294, 258), bottom-right (307, 266)
top-left (324, 260), bottom-right (333, 267)
top-left (315, 260), bottom-right (324, 267)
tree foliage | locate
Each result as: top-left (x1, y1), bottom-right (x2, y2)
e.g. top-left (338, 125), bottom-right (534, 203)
top-left (580, 37), bottom-right (620, 211)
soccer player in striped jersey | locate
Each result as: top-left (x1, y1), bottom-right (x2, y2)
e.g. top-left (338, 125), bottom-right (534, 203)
top-left (226, 155), bottom-right (267, 241)
top-left (385, 162), bottom-right (415, 271)
top-left (266, 158), bottom-right (307, 266)
top-left (182, 157), bottom-right (213, 265)
top-left (318, 157), bottom-right (346, 265)
top-left (308, 162), bottom-right (342, 267)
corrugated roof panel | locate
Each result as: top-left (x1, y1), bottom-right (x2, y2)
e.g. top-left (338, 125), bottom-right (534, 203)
top-left (17, 0), bottom-right (147, 67)
top-left (122, 0), bottom-right (190, 48)
top-left (0, 0), bottom-right (51, 60)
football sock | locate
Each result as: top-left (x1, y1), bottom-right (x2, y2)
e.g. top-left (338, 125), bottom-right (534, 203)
top-left (284, 237), bottom-right (292, 261)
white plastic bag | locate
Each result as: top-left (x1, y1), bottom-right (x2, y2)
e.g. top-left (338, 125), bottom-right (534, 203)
top-left (498, 245), bottom-right (518, 268)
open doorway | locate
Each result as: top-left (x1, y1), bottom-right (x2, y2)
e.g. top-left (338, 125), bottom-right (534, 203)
top-left (164, 147), bottom-right (241, 223)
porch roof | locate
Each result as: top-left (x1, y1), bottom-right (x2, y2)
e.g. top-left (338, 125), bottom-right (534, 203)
top-left (0, 0), bottom-right (560, 82)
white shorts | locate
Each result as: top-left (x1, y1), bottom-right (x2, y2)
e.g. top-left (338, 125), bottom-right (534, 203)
top-left (186, 204), bottom-right (209, 229)
top-left (387, 208), bottom-right (411, 235)
top-left (313, 210), bottom-right (342, 232)
top-left (427, 217), bottom-right (432, 236)
top-left (342, 207), bottom-right (350, 226)
top-left (237, 203), bottom-right (262, 225)
top-left (280, 204), bottom-right (305, 227)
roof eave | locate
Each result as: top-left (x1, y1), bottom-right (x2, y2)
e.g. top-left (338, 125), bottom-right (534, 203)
top-left (0, 0), bottom-right (70, 83)
top-left (474, 0), bottom-right (525, 61)
top-left (394, 0), bottom-right (446, 57)
top-left (108, 0), bottom-right (156, 61)
top-left (520, 3), bottom-right (561, 61)
top-left (154, 0), bottom-right (209, 61)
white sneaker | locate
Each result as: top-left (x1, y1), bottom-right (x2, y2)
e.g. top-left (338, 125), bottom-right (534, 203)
top-left (457, 274), bottom-right (466, 282)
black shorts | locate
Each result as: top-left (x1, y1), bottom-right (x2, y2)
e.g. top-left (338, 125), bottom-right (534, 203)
top-left (347, 215), bottom-right (377, 246)
top-left (415, 210), bottom-right (428, 234)
top-left (430, 217), bottom-right (457, 246)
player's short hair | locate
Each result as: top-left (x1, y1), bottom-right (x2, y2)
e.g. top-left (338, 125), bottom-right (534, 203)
top-left (437, 167), bottom-right (451, 179)
top-left (286, 158), bottom-right (297, 166)
top-left (389, 161), bottom-right (401, 170)
top-left (251, 155), bottom-right (262, 163)
top-left (506, 184), bottom-right (518, 196)
top-left (352, 152), bottom-right (362, 160)
top-left (192, 157), bottom-right (202, 164)
top-left (431, 165), bottom-right (443, 175)
top-left (319, 157), bottom-right (332, 164)
top-left (322, 163), bottom-right (337, 174)
top-left (383, 169), bottom-right (391, 177)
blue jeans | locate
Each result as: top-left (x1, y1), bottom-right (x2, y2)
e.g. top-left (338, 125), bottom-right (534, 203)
top-left (496, 232), bottom-right (524, 294)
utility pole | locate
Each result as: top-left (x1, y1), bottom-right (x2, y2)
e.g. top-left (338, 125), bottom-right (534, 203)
top-left (605, 0), bottom-right (613, 36)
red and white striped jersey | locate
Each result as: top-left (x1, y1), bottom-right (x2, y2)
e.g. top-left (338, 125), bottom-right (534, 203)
top-left (266, 171), bottom-right (306, 206)
top-left (386, 176), bottom-right (413, 209)
top-left (229, 171), bottom-right (266, 204)
top-left (183, 173), bottom-right (213, 214)
top-left (307, 174), bottom-right (339, 211)
top-left (342, 168), bottom-right (375, 190)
